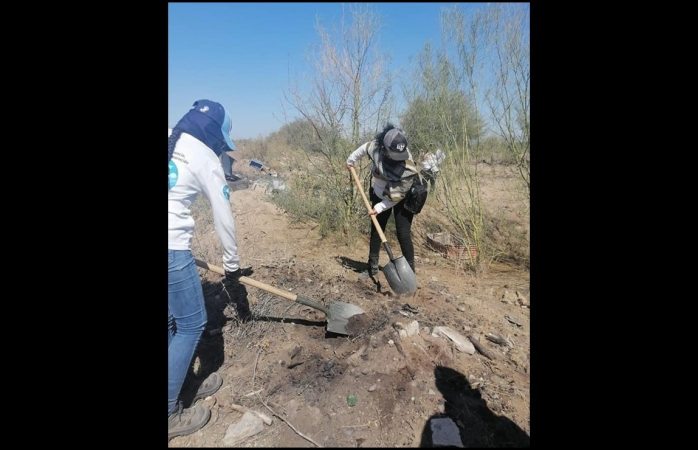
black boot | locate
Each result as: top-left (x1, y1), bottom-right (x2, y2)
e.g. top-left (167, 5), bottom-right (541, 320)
top-left (367, 256), bottom-right (379, 276)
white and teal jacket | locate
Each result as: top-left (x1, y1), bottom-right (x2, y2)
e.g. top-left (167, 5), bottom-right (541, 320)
top-left (168, 129), bottom-right (239, 272)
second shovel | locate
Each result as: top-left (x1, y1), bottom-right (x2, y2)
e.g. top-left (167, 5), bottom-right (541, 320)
top-left (349, 166), bottom-right (417, 294)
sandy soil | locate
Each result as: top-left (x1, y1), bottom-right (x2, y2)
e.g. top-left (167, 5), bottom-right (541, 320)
top-left (170, 165), bottom-right (530, 447)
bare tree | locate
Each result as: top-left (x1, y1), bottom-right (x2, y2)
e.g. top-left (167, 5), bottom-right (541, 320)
top-left (283, 4), bottom-right (393, 236)
top-left (402, 43), bottom-right (484, 160)
top-left (484, 5), bottom-right (530, 191)
top-left (400, 8), bottom-right (492, 271)
top-left (435, 4), bottom-right (529, 270)
top-left (443, 4), bottom-right (529, 192)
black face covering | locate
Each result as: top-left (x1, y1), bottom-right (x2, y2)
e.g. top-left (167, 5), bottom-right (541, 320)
top-left (381, 149), bottom-right (406, 180)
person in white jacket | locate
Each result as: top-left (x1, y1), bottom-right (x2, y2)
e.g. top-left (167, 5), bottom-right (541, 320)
top-left (346, 124), bottom-right (419, 277)
top-left (167, 99), bottom-right (251, 439)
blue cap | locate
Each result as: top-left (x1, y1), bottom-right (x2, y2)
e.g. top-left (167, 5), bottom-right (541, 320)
top-left (221, 110), bottom-right (236, 151)
top-left (173, 99), bottom-right (236, 156)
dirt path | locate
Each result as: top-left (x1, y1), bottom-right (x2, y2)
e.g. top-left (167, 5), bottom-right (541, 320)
top-left (171, 185), bottom-right (530, 447)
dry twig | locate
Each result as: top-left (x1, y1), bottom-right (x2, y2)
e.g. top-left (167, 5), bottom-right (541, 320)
top-left (255, 394), bottom-right (322, 447)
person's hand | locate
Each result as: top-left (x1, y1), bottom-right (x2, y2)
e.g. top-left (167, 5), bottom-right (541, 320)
top-left (224, 266), bottom-right (254, 285)
top-left (368, 208), bottom-right (378, 216)
top-left (346, 164), bottom-right (354, 171)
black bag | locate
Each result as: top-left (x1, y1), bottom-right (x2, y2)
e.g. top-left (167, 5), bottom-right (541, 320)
top-left (403, 174), bottom-right (428, 214)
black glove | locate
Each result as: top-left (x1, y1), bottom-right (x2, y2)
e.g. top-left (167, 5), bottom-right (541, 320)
top-left (222, 267), bottom-right (254, 321)
top-left (224, 266), bottom-right (254, 285)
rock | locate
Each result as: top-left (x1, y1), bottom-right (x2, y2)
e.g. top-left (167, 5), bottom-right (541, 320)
top-left (490, 374), bottom-right (505, 385)
top-left (516, 291), bottom-right (529, 307)
top-left (457, 305), bottom-right (466, 312)
top-left (431, 276), bottom-right (439, 282)
top-left (486, 333), bottom-right (508, 346)
top-left (405, 320), bottom-right (420, 337)
top-left (388, 339), bottom-right (395, 346)
top-left (428, 389), bottom-right (436, 395)
top-left (501, 289), bottom-right (518, 304)
top-left (509, 349), bottom-right (529, 373)
top-left (368, 384), bottom-right (377, 392)
top-left (504, 315), bottom-right (523, 327)
top-left (361, 368), bottom-right (369, 375)
top-left (429, 417), bottom-right (463, 447)
top-left (223, 411), bottom-right (265, 446)
top-left (399, 329), bottom-right (408, 338)
top-left (346, 344), bottom-right (368, 367)
top-left (289, 346), bottom-right (302, 359)
top-left (431, 326), bottom-right (476, 354)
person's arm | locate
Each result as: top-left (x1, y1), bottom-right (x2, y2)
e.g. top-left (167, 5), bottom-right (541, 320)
top-left (199, 158), bottom-right (240, 272)
top-left (372, 197), bottom-right (397, 215)
top-left (346, 142), bottom-right (371, 167)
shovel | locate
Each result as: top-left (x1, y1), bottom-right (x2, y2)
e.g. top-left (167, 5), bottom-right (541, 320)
top-left (349, 166), bottom-right (417, 295)
top-left (195, 259), bottom-right (366, 336)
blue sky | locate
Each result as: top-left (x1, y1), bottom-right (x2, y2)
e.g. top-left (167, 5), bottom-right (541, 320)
top-left (169, 2), bottom-right (492, 140)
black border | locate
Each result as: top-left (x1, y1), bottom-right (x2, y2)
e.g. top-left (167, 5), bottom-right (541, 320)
top-left (35, 0), bottom-right (632, 446)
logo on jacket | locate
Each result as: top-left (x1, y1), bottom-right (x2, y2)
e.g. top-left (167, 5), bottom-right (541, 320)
top-left (168, 160), bottom-right (178, 190)
top-left (223, 184), bottom-right (230, 200)
top-left (199, 106), bottom-right (209, 113)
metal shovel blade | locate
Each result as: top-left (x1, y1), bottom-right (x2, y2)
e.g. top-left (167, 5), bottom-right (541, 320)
top-left (382, 256), bottom-right (417, 294)
top-left (325, 301), bottom-right (366, 335)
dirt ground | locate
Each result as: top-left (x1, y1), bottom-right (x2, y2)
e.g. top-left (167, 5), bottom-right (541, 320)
top-left (170, 165), bottom-right (530, 447)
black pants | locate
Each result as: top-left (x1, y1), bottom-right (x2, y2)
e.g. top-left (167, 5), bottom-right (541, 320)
top-left (369, 188), bottom-right (415, 271)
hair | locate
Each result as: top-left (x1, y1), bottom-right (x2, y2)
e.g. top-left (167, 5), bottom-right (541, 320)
top-left (374, 123), bottom-right (396, 150)
top-left (168, 128), bottom-right (183, 162)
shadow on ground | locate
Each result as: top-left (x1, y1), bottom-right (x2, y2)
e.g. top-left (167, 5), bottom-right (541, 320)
top-left (337, 255), bottom-right (382, 292)
top-left (420, 366), bottom-right (530, 447)
top-left (178, 279), bottom-right (252, 407)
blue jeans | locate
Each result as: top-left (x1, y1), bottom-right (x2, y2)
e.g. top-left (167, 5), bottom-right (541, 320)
top-left (168, 249), bottom-right (207, 416)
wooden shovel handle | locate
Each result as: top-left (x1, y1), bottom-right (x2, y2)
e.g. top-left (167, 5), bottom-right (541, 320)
top-left (195, 259), bottom-right (297, 300)
top-left (237, 276), bottom-right (299, 301)
top-left (349, 166), bottom-right (388, 244)
top-left (194, 259), bottom-right (328, 313)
